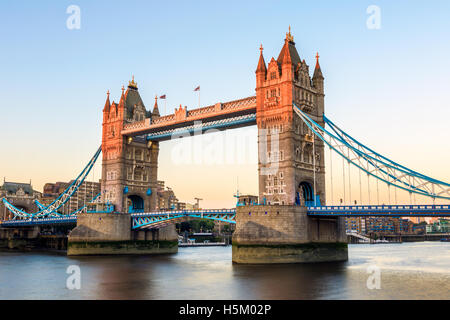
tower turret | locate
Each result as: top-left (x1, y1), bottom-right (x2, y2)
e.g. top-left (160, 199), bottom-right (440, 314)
top-left (118, 85), bottom-right (126, 118)
top-left (152, 95), bottom-right (160, 119)
top-left (256, 44), bottom-right (267, 87)
top-left (312, 52), bottom-right (324, 92)
top-left (103, 90), bottom-right (111, 112)
top-left (103, 90), bottom-right (111, 122)
top-left (312, 52), bottom-right (325, 117)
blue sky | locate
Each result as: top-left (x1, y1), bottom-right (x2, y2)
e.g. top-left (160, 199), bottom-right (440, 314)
top-left (1, 1), bottom-right (449, 207)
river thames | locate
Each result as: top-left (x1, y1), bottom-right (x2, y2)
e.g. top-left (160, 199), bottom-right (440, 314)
top-left (0, 242), bottom-right (448, 300)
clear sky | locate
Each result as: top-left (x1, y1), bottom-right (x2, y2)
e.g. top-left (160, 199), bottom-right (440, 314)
top-left (1, 0), bottom-right (450, 208)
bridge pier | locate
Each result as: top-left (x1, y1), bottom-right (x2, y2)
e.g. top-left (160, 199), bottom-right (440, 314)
top-left (232, 205), bottom-right (348, 264)
top-left (0, 226), bottom-right (41, 250)
top-left (67, 212), bottom-right (178, 255)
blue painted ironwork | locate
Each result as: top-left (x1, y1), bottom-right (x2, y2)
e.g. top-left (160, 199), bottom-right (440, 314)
top-left (131, 209), bottom-right (236, 229)
top-left (308, 204), bottom-right (450, 217)
top-left (34, 192), bottom-right (101, 217)
top-left (3, 205), bottom-right (450, 228)
top-left (1, 147), bottom-right (102, 219)
top-left (146, 113), bottom-right (256, 141)
top-left (0, 216), bottom-right (77, 227)
top-left (324, 115), bottom-right (449, 186)
top-left (293, 103), bottom-right (450, 200)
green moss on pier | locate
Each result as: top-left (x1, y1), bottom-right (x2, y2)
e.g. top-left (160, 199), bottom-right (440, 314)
top-left (232, 242), bottom-right (348, 251)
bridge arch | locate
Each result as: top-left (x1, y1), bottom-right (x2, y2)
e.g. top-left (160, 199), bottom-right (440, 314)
top-left (131, 209), bottom-right (236, 229)
top-left (297, 181), bottom-right (314, 206)
top-left (127, 195), bottom-right (144, 213)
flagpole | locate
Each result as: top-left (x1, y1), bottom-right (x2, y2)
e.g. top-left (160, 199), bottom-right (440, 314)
top-left (194, 86), bottom-right (200, 108)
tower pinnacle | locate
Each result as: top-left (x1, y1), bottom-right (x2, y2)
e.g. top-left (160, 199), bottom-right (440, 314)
top-left (128, 75), bottom-right (138, 89)
top-left (313, 51), bottom-right (324, 80)
top-left (286, 25), bottom-right (294, 42)
top-left (103, 90), bottom-right (111, 112)
top-left (152, 94), bottom-right (160, 118)
top-left (256, 43), bottom-right (267, 73)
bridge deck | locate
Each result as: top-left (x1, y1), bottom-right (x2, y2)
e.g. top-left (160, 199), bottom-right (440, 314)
top-left (0, 216), bottom-right (77, 227)
top-left (2, 205), bottom-right (450, 228)
top-left (121, 96), bottom-right (256, 139)
top-left (308, 204), bottom-right (450, 217)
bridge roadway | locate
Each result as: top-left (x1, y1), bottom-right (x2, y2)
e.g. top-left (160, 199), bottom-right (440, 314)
top-left (1, 204), bottom-right (450, 229)
top-left (121, 96), bottom-right (257, 141)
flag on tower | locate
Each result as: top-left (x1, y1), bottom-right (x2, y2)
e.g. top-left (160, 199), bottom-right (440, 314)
top-left (159, 94), bottom-right (166, 99)
top-left (194, 86), bottom-right (200, 91)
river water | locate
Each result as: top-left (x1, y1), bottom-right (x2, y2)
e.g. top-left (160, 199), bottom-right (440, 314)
top-left (0, 242), bottom-right (449, 300)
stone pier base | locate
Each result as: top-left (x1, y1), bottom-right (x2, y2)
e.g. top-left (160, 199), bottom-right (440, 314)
top-left (232, 205), bottom-right (348, 264)
top-left (67, 239), bottom-right (177, 255)
top-left (67, 212), bottom-right (178, 256)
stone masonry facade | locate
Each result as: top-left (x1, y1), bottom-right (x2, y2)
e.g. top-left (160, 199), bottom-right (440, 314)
top-left (256, 29), bottom-right (326, 206)
top-left (101, 78), bottom-right (160, 213)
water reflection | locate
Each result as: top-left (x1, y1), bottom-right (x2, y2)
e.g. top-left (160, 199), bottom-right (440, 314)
top-left (231, 262), bottom-right (348, 299)
top-left (0, 242), bottom-right (449, 300)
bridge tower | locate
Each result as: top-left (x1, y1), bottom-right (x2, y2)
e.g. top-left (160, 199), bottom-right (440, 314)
top-left (256, 28), bottom-right (326, 206)
top-left (68, 78), bottom-right (179, 255)
top-left (232, 30), bottom-right (347, 264)
top-left (101, 78), bottom-right (159, 213)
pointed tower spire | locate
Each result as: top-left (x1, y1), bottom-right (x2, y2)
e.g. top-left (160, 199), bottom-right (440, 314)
top-left (286, 25), bottom-right (294, 42)
top-left (152, 95), bottom-right (160, 118)
top-left (119, 86), bottom-right (125, 105)
top-left (128, 75), bottom-right (138, 90)
top-left (117, 85), bottom-right (126, 117)
top-left (103, 90), bottom-right (111, 112)
top-left (277, 26), bottom-right (301, 67)
top-left (256, 44), bottom-right (267, 73)
top-left (281, 41), bottom-right (292, 64)
top-left (313, 52), bottom-right (324, 79)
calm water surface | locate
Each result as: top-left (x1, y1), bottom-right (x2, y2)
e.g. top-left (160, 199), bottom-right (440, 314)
top-left (0, 242), bottom-right (449, 299)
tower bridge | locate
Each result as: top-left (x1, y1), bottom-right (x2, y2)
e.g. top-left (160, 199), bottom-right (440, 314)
top-left (2, 29), bottom-right (450, 263)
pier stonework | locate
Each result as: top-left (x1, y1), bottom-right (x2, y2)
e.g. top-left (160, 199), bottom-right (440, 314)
top-left (232, 205), bottom-right (348, 263)
top-left (67, 213), bottom-right (177, 255)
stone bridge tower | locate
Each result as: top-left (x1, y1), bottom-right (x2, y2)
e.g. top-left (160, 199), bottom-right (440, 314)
top-left (101, 77), bottom-right (159, 213)
top-left (68, 78), bottom-right (177, 255)
top-left (232, 29), bottom-right (346, 264)
top-left (256, 28), bottom-right (326, 206)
